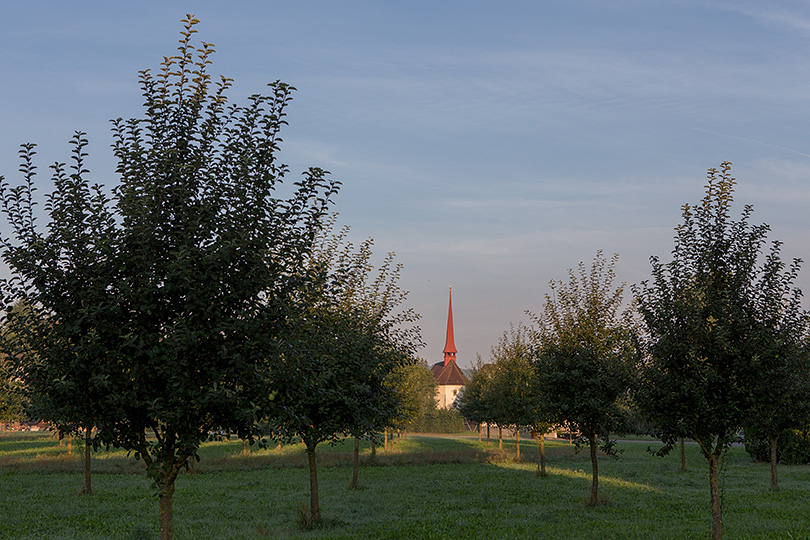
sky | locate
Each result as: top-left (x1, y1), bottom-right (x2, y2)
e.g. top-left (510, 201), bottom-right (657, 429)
top-left (1, 1), bottom-right (810, 368)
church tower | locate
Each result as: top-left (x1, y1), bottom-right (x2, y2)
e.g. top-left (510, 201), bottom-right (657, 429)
top-left (431, 285), bottom-right (466, 409)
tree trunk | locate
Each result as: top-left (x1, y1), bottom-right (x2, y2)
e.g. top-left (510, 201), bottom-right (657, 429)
top-left (515, 429), bottom-right (521, 461)
top-left (156, 463), bottom-right (181, 540)
top-left (349, 437), bottom-right (359, 489)
top-left (158, 478), bottom-right (175, 540)
top-left (384, 429), bottom-right (389, 451)
top-left (477, 423), bottom-right (481, 443)
top-left (67, 433), bottom-right (73, 458)
top-left (680, 437), bottom-right (687, 472)
top-left (370, 438), bottom-right (377, 462)
top-left (306, 442), bottom-right (321, 526)
top-left (537, 434), bottom-right (546, 477)
top-left (80, 426), bottom-right (92, 494)
top-left (486, 423), bottom-right (491, 445)
top-left (709, 452), bottom-right (722, 540)
top-left (277, 439), bottom-right (282, 451)
top-left (589, 434), bottom-right (599, 505)
top-left (242, 439), bottom-right (249, 455)
top-left (498, 425), bottom-right (503, 450)
top-left (769, 434), bottom-right (779, 490)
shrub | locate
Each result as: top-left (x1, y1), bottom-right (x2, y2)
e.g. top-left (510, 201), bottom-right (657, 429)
top-left (408, 409), bottom-right (464, 433)
top-left (744, 428), bottom-right (810, 465)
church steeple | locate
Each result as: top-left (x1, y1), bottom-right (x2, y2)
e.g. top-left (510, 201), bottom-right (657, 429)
top-left (443, 285), bottom-right (457, 364)
top-left (431, 284), bottom-right (466, 409)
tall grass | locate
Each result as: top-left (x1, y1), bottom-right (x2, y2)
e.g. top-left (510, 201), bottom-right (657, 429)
top-left (0, 432), bottom-right (808, 539)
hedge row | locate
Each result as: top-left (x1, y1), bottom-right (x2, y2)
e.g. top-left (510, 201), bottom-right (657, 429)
top-left (408, 409), bottom-right (465, 433)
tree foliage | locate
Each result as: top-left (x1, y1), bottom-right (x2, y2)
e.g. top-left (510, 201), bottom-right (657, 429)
top-left (1, 135), bottom-right (117, 495)
top-left (1, 16), bottom-right (337, 540)
top-left (487, 323), bottom-right (539, 459)
top-left (488, 323), bottom-right (537, 428)
top-left (0, 358), bottom-right (25, 425)
top-left (456, 324), bottom-right (547, 454)
top-left (0, 301), bottom-right (31, 426)
top-left (454, 356), bottom-right (496, 432)
top-left (388, 358), bottom-right (438, 431)
top-left (744, 243), bottom-right (810, 489)
top-left (531, 251), bottom-right (636, 504)
top-left (268, 221), bottom-right (421, 525)
top-left (634, 162), bottom-right (807, 539)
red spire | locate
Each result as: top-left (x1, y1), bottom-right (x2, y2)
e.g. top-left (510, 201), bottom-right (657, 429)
top-left (443, 284), bottom-right (457, 363)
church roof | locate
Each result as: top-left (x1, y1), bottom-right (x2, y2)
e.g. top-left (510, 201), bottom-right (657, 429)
top-left (431, 359), bottom-right (467, 386)
top-left (432, 284), bottom-right (466, 386)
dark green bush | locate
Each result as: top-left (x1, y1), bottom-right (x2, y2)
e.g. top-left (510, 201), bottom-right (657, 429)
top-left (744, 428), bottom-right (810, 465)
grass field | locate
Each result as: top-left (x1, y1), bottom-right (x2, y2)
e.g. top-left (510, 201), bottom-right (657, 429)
top-left (0, 431), bottom-right (808, 539)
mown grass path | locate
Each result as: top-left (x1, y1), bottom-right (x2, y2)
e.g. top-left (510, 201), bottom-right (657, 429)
top-left (0, 432), bottom-right (808, 539)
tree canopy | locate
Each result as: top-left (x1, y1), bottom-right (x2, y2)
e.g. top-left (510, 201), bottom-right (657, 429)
top-left (744, 242), bottom-right (810, 489)
top-left (454, 356), bottom-right (497, 436)
top-left (531, 251), bottom-right (636, 505)
top-left (268, 221), bottom-right (421, 525)
top-left (0, 16), bottom-right (338, 540)
top-left (634, 162), bottom-right (807, 539)
top-left (388, 358), bottom-right (438, 432)
top-left (487, 323), bottom-right (538, 459)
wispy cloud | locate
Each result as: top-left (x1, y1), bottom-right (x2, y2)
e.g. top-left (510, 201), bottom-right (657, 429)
top-left (692, 128), bottom-right (810, 159)
top-left (705, 1), bottom-right (810, 33)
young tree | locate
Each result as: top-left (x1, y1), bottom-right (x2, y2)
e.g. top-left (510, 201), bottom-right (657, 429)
top-left (487, 323), bottom-right (538, 461)
top-left (743, 246), bottom-right (810, 490)
top-left (388, 358), bottom-right (438, 436)
top-left (1, 137), bottom-right (118, 495)
top-left (454, 357), bottom-right (498, 444)
top-left (0, 302), bottom-right (30, 430)
top-left (532, 421), bottom-right (553, 477)
top-left (1, 17), bottom-right (337, 540)
top-left (269, 225), bottom-right (421, 525)
top-left (634, 162), bottom-right (802, 539)
top-left (0, 354), bottom-right (26, 429)
top-left (530, 251), bottom-right (636, 505)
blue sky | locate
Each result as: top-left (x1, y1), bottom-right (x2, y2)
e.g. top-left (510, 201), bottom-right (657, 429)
top-left (2, 1), bottom-right (809, 367)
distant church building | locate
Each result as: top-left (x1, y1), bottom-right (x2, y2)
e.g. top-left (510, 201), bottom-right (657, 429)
top-left (431, 286), bottom-right (466, 409)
